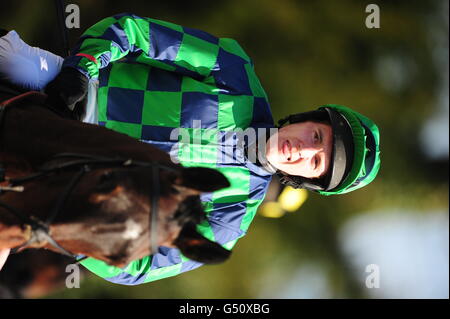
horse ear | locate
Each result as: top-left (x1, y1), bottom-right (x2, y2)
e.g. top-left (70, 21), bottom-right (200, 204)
top-left (174, 223), bottom-right (231, 264)
top-left (178, 167), bottom-right (230, 192)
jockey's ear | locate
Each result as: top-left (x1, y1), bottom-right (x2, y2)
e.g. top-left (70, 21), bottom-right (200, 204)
top-left (174, 223), bottom-right (231, 264)
top-left (176, 167), bottom-right (230, 193)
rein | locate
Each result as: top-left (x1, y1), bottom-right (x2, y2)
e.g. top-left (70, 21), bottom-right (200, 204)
top-left (0, 92), bottom-right (178, 264)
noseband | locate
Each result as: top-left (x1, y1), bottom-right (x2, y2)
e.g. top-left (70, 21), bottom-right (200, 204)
top-left (0, 91), bottom-right (178, 263)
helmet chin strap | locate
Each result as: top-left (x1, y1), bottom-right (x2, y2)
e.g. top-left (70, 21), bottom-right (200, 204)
top-left (277, 173), bottom-right (327, 192)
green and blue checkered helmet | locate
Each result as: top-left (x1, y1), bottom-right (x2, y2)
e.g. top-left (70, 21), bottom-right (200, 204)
top-left (277, 104), bottom-right (381, 195)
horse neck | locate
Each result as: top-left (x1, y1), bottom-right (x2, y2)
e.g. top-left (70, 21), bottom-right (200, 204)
top-left (1, 103), bottom-right (175, 170)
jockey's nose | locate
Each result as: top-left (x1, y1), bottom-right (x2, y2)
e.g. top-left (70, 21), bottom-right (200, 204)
top-left (299, 147), bottom-right (319, 159)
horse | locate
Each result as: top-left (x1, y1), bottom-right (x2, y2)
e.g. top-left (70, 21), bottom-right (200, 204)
top-left (0, 91), bottom-right (231, 268)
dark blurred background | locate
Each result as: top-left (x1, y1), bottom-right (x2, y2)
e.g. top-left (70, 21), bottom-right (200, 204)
top-left (0, 0), bottom-right (448, 298)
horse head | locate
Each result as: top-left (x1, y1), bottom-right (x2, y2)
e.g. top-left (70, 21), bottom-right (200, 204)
top-left (0, 158), bottom-right (231, 268)
top-left (0, 92), bottom-right (232, 268)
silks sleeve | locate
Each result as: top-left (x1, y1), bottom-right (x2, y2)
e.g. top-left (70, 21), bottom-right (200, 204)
top-left (79, 246), bottom-right (202, 285)
top-left (62, 13), bottom-right (252, 81)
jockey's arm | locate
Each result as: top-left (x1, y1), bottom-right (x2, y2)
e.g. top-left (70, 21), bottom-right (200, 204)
top-left (62, 12), bottom-right (250, 80)
top-left (45, 12), bottom-right (263, 115)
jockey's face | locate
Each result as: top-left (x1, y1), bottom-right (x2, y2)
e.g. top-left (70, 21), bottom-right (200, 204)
top-left (265, 121), bottom-right (333, 178)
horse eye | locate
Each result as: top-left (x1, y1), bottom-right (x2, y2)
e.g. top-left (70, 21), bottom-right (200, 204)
top-left (99, 171), bottom-right (114, 182)
top-left (96, 171), bottom-right (117, 193)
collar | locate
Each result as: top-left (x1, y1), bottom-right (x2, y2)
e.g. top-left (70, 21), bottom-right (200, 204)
top-left (242, 127), bottom-right (278, 175)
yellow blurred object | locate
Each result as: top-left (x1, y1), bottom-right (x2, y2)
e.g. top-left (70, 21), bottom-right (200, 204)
top-left (278, 187), bottom-right (308, 212)
top-left (258, 201), bottom-right (285, 218)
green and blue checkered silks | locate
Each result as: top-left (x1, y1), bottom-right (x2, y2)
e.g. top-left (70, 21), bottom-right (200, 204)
top-left (63, 13), bottom-right (275, 285)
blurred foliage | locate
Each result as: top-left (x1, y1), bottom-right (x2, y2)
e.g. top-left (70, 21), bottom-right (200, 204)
top-left (0, 0), bottom-right (447, 298)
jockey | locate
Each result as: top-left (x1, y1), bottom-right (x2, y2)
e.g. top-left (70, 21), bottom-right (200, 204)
top-left (0, 15), bottom-right (380, 281)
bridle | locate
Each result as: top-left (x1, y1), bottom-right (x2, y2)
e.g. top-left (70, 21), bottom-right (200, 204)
top-left (0, 92), bottom-right (178, 264)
